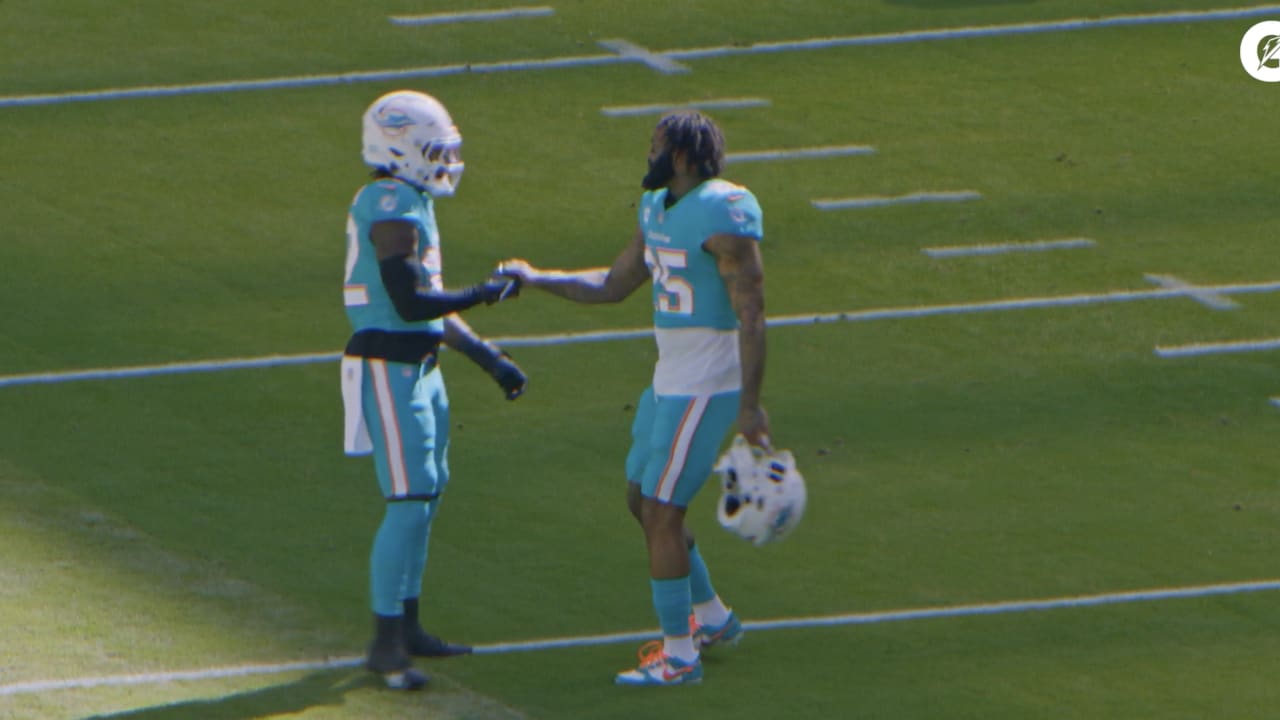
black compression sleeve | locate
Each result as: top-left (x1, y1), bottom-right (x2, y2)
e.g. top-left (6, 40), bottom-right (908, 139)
top-left (378, 256), bottom-right (485, 322)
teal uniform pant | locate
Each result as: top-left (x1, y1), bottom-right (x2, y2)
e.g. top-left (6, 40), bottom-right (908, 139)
top-left (359, 359), bottom-right (450, 616)
top-left (625, 386), bottom-right (740, 508)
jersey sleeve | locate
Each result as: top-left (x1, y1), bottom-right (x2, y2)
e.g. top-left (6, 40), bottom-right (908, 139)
top-left (710, 188), bottom-right (764, 241)
top-left (356, 180), bottom-right (423, 223)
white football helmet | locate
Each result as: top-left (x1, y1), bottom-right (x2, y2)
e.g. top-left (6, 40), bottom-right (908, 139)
top-left (361, 90), bottom-right (464, 197)
top-left (713, 435), bottom-right (807, 547)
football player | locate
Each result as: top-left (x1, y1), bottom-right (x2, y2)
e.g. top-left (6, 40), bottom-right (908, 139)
top-left (342, 89), bottom-right (525, 690)
top-left (498, 110), bottom-right (768, 686)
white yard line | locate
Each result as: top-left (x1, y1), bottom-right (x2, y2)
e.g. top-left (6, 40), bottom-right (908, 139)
top-left (2, 577), bottom-right (1277, 696)
top-left (726, 144), bottom-right (876, 164)
top-left (596, 38), bottom-right (690, 74)
top-left (4, 278), bottom-right (1280, 389)
top-left (389, 6), bottom-right (554, 26)
top-left (923, 237), bottom-right (1095, 258)
top-left (1155, 337), bottom-right (1280, 358)
top-left (813, 191), bottom-right (982, 210)
top-left (1144, 273), bottom-right (1240, 310)
top-left (4, 5), bottom-right (1279, 107)
top-left (600, 97), bottom-right (771, 117)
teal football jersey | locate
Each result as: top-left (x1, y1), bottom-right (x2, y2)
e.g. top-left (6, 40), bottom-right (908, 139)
top-left (638, 179), bottom-right (763, 331)
top-left (343, 179), bottom-right (445, 336)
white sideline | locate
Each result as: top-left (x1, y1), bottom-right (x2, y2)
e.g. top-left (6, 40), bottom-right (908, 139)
top-left (5, 278), bottom-right (1280, 389)
top-left (4, 5), bottom-right (1280, 107)
top-left (2, 578), bottom-right (1277, 696)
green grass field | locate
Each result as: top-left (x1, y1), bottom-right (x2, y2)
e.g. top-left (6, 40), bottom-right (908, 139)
top-left (3, 1), bottom-right (1280, 718)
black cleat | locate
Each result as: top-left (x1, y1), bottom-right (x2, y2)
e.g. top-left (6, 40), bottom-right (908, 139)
top-left (406, 629), bottom-right (472, 658)
top-left (367, 612), bottom-right (430, 690)
top-left (380, 667), bottom-right (430, 691)
top-left (401, 597), bottom-right (472, 657)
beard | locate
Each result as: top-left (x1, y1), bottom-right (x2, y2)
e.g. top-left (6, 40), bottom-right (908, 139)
top-left (641, 151), bottom-right (675, 190)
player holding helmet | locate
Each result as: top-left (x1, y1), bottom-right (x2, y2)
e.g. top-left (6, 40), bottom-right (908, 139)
top-left (498, 110), bottom-right (770, 687)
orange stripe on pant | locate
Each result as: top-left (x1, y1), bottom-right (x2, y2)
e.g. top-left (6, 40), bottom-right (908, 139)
top-left (654, 396), bottom-right (708, 503)
top-left (369, 359), bottom-right (409, 497)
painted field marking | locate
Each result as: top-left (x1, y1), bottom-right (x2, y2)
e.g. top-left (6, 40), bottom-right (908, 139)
top-left (5, 5), bottom-right (1280, 107)
top-left (1155, 337), bottom-right (1280, 358)
top-left (726, 144), bottom-right (876, 164)
top-left (389, 6), bottom-right (554, 26)
top-left (5, 278), bottom-right (1280, 390)
top-left (923, 237), bottom-right (1095, 258)
top-left (596, 39), bottom-right (690, 74)
top-left (0, 657), bottom-right (363, 697)
top-left (1144, 273), bottom-right (1240, 310)
top-left (600, 97), bottom-right (770, 117)
top-left (2, 577), bottom-right (1277, 696)
top-left (813, 190), bottom-right (981, 210)
top-left (0, 352), bottom-right (339, 389)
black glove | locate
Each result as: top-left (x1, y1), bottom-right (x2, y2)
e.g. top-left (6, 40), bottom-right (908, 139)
top-left (489, 351), bottom-right (527, 400)
top-left (477, 276), bottom-right (521, 305)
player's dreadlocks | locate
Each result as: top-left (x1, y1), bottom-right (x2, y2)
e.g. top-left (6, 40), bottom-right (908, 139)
top-left (657, 110), bottom-right (726, 179)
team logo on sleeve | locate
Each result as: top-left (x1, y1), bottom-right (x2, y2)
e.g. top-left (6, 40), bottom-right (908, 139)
top-left (379, 193), bottom-right (398, 212)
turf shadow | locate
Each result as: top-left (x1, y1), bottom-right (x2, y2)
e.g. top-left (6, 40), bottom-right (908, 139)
top-left (81, 669), bottom-right (364, 720)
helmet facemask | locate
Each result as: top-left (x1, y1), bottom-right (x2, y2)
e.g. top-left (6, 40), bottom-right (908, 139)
top-left (420, 135), bottom-right (464, 197)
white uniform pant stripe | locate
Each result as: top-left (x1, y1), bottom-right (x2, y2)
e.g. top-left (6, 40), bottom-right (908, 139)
top-left (368, 360), bottom-right (409, 496)
top-left (655, 396), bottom-right (709, 502)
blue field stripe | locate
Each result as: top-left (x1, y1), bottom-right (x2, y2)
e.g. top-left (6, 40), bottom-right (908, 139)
top-left (3, 5), bottom-right (1278, 108)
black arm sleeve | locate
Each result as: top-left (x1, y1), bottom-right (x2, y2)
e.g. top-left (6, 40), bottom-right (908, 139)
top-left (448, 331), bottom-right (504, 373)
top-left (379, 255), bottom-right (485, 322)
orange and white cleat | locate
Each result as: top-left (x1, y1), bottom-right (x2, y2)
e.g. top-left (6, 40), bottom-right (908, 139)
top-left (614, 640), bottom-right (703, 686)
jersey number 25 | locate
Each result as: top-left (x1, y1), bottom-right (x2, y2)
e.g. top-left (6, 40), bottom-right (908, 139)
top-left (645, 246), bottom-right (693, 315)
